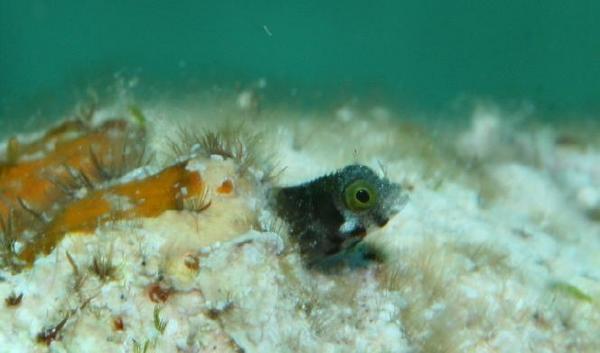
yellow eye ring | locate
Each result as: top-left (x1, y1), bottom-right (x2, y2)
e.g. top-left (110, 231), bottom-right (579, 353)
top-left (344, 179), bottom-right (378, 211)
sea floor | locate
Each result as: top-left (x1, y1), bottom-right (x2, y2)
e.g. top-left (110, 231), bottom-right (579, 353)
top-left (0, 90), bottom-right (599, 353)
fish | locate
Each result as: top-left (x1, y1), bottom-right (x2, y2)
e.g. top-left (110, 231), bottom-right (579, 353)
top-left (271, 164), bottom-right (408, 268)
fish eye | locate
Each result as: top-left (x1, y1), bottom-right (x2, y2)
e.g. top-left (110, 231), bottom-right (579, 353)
top-left (344, 179), bottom-right (378, 211)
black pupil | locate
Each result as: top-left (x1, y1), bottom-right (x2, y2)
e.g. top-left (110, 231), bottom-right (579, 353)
top-left (355, 189), bottom-right (370, 203)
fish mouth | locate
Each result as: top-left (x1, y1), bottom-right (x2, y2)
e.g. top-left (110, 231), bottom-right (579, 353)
top-left (341, 234), bottom-right (366, 250)
top-left (336, 223), bottom-right (367, 249)
top-left (375, 216), bottom-right (389, 227)
top-left (344, 224), bottom-right (367, 238)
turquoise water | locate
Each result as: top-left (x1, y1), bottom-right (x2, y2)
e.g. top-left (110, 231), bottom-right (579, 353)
top-left (1, 1), bottom-right (599, 122)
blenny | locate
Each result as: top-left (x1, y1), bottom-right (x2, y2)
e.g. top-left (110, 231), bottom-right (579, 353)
top-left (271, 164), bottom-right (407, 267)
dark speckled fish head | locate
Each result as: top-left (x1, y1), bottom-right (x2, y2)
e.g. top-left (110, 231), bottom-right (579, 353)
top-left (333, 164), bottom-right (405, 234)
top-left (271, 164), bottom-right (408, 266)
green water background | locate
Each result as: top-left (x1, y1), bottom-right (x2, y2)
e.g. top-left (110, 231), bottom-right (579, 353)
top-left (1, 1), bottom-right (599, 128)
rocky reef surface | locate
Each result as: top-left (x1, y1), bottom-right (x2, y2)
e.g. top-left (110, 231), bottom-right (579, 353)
top-left (0, 92), bottom-right (598, 353)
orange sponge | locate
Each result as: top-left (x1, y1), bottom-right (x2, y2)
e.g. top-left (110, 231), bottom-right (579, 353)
top-left (19, 162), bottom-right (205, 263)
top-left (1, 120), bottom-right (139, 234)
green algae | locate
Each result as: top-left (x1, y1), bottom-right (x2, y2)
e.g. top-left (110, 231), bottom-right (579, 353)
top-left (549, 281), bottom-right (593, 303)
top-left (128, 104), bottom-right (146, 127)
